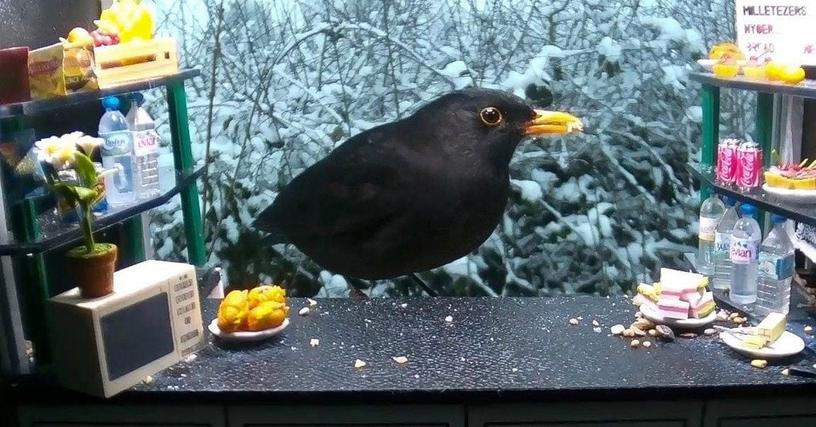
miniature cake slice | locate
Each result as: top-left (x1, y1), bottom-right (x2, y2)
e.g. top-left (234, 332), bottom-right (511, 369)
top-left (659, 268), bottom-right (706, 300)
top-left (657, 298), bottom-right (690, 320)
top-left (688, 291), bottom-right (715, 319)
top-left (756, 312), bottom-right (787, 343)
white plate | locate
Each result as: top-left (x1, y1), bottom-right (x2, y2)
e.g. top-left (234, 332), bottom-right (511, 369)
top-left (763, 184), bottom-right (816, 203)
top-left (696, 59), bottom-right (716, 71)
top-left (640, 303), bottom-right (716, 329)
top-left (721, 330), bottom-right (805, 359)
top-left (208, 318), bottom-right (289, 342)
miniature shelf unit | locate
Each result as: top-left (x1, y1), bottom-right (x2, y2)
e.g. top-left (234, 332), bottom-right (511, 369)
top-left (0, 69), bottom-right (206, 374)
top-left (690, 72), bottom-right (816, 226)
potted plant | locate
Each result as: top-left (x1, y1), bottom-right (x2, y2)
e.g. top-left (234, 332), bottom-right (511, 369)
top-left (35, 133), bottom-right (118, 298)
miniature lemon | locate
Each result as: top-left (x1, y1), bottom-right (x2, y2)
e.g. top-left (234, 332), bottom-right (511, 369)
top-left (248, 285), bottom-right (286, 308)
top-left (712, 63), bottom-right (739, 78)
top-left (779, 66), bottom-right (805, 85)
top-left (765, 62), bottom-right (784, 81)
top-left (246, 301), bottom-right (289, 331)
top-left (67, 28), bottom-right (94, 47)
top-left (217, 290), bottom-right (249, 332)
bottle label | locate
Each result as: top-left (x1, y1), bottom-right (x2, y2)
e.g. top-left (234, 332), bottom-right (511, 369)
top-left (699, 217), bottom-right (719, 241)
top-left (101, 130), bottom-right (133, 156)
top-left (714, 231), bottom-right (731, 254)
top-left (133, 130), bottom-right (160, 157)
top-left (730, 237), bottom-right (759, 264)
top-left (758, 253), bottom-right (794, 280)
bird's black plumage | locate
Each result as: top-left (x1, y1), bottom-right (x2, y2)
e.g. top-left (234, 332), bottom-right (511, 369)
top-left (256, 88), bottom-right (577, 280)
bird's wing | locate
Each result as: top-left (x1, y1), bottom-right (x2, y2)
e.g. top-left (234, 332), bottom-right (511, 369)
top-left (255, 124), bottom-right (409, 242)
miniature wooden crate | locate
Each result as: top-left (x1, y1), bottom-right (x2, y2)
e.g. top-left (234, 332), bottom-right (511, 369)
top-left (93, 38), bottom-right (179, 89)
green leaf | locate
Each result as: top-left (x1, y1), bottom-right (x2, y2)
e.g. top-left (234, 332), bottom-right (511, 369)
top-left (73, 152), bottom-right (98, 188)
top-left (74, 187), bottom-right (98, 204)
top-left (48, 183), bottom-right (80, 206)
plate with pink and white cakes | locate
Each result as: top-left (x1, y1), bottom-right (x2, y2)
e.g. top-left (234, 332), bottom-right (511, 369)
top-left (635, 268), bottom-right (716, 329)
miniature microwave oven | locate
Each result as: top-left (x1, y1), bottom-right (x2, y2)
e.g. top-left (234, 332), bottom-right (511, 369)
top-left (48, 260), bottom-right (204, 397)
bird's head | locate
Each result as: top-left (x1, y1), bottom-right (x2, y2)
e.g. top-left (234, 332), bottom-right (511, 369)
top-left (412, 88), bottom-right (583, 167)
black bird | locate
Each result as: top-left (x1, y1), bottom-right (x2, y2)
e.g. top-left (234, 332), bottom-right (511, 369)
top-left (256, 88), bottom-right (582, 283)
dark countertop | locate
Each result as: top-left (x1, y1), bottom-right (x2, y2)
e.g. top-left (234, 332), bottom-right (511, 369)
top-left (9, 296), bottom-right (816, 404)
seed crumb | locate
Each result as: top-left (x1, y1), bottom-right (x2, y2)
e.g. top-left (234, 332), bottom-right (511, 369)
top-left (642, 341), bottom-right (652, 348)
top-left (392, 356), bottom-right (408, 364)
top-left (648, 329), bottom-right (657, 337)
top-left (805, 326), bottom-right (813, 334)
top-left (593, 327), bottom-right (602, 333)
top-left (679, 332), bottom-right (697, 338)
top-left (445, 315), bottom-right (453, 323)
top-left (569, 318), bottom-right (579, 325)
top-left (142, 375), bottom-right (154, 385)
top-left (630, 339), bottom-right (640, 348)
top-left (782, 368), bottom-right (791, 376)
top-left (610, 324), bottom-right (625, 335)
top-left (307, 298), bottom-right (318, 306)
top-left (592, 320), bottom-right (600, 327)
top-left (751, 359), bottom-right (768, 369)
top-left (310, 338), bottom-right (319, 347)
top-left (511, 367), bottom-right (518, 372)
top-left (354, 359), bottom-right (366, 369)
top-left (704, 328), bottom-right (717, 336)
top-left (299, 307), bottom-right (310, 316)
top-left (400, 303), bottom-right (408, 308)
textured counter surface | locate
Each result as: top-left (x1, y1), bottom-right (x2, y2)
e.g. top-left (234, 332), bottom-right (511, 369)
top-left (115, 296), bottom-right (816, 402)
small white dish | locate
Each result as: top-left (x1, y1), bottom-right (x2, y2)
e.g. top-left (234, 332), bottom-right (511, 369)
top-left (208, 318), bottom-right (289, 342)
top-left (721, 329), bottom-right (805, 359)
top-left (763, 184), bottom-right (816, 203)
top-left (697, 59), bottom-right (716, 71)
top-left (640, 303), bottom-right (716, 329)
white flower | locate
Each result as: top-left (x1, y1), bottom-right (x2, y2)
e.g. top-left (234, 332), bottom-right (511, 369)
top-left (77, 136), bottom-right (104, 157)
top-left (35, 136), bottom-right (77, 169)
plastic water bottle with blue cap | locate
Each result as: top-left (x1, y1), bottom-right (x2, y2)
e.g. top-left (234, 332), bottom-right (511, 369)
top-left (755, 214), bottom-right (794, 315)
top-left (712, 196), bottom-right (739, 289)
top-left (729, 203), bottom-right (761, 305)
top-left (126, 92), bottom-right (161, 200)
top-left (99, 96), bottom-right (135, 207)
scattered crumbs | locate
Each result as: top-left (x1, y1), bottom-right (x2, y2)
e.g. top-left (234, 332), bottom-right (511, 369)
top-left (577, 316), bottom-right (583, 320)
top-left (592, 320), bottom-right (600, 327)
top-left (392, 356), bottom-right (408, 364)
top-left (782, 368), bottom-right (790, 376)
top-left (445, 315), bottom-right (453, 323)
top-left (511, 367), bottom-right (518, 372)
top-left (290, 346), bottom-right (297, 351)
top-left (751, 359), bottom-right (768, 369)
top-left (593, 327), bottom-right (602, 333)
top-left (354, 359), bottom-right (367, 369)
top-left (180, 373), bottom-right (186, 378)
top-left (400, 303), bottom-right (408, 308)
top-left (183, 354), bottom-right (197, 363)
top-left (310, 338), bottom-right (319, 347)
top-left (299, 307), bottom-right (310, 316)
top-left (414, 374), bottom-right (420, 379)
top-left (142, 375), bottom-right (154, 385)
top-left (460, 357), bottom-right (466, 362)
top-left (630, 339), bottom-right (640, 348)
top-left (307, 298), bottom-right (318, 307)
top-left (569, 318), bottom-right (579, 325)
top-left (610, 324), bottom-right (625, 335)
top-left (805, 325), bottom-right (813, 335)
top-left (642, 341), bottom-right (652, 348)
top-left (364, 318), bottom-right (372, 323)
top-left (704, 328), bottom-right (717, 336)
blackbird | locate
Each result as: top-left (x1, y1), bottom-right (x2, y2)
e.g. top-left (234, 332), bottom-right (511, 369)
top-left (256, 88), bottom-right (582, 282)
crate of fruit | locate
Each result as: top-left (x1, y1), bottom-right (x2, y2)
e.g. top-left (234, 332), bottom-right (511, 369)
top-left (93, 37), bottom-right (178, 89)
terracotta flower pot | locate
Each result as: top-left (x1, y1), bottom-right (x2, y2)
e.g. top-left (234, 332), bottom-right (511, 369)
top-left (66, 243), bottom-right (118, 298)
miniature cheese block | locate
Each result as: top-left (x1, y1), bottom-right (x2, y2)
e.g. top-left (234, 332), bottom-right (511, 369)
top-left (742, 335), bottom-right (769, 349)
top-left (657, 298), bottom-right (690, 320)
top-left (757, 312), bottom-right (787, 343)
top-left (689, 291), bottom-right (715, 319)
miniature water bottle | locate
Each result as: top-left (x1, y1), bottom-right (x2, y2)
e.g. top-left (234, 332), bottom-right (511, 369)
top-left (99, 96), bottom-right (135, 207)
top-left (729, 204), bottom-right (761, 305)
top-left (755, 214), bottom-right (795, 316)
top-left (712, 197), bottom-right (739, 289)
top-left (698, 195), bottom-right (725, 275)
top-left (126, 92), bottom-right (161, 200)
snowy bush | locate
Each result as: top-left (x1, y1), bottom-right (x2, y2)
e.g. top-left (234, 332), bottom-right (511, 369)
top-left (148, 0), bottom-right (743, 297)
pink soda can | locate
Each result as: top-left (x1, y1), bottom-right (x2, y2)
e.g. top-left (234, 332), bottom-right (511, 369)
top-left (736, 141), bottom-right (763, 192)
top-left (716, 138), bottom-right (740, 185)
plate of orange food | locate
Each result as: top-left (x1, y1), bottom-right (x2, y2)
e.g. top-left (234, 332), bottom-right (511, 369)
top-left (209, 285), bottom-right (290, 342)
top-left (763, 160), bottom-right (816, 203)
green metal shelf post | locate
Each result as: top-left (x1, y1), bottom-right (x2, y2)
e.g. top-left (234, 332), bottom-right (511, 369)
top-left (166, 82), bottom-right (206, 267)
top-left (700, 84), bottom-right (720, 202)
top-left (755, 93), bottom-right (775, 231)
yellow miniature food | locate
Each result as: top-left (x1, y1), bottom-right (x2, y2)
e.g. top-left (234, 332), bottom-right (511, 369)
top-left (713, 63), bottom-right (739, 78)
top-left (765, 62), bottom-right (784, 81)
top-left (742, 335), bottom-right (768, 349)
top-left (246, 301), bottom-right (289, 331)
top-left (67, 28), bottom-right (94, 47)
top-left (248, 285), bottom-right (286, 309)
top-left (757, 312), bottom-right (787, 343)
top-left (709, 43), bottom-right (744, 61)
top-left (99, 0), bottom-right (155, 43)
top-left (779, 66), bottom-right (805, 85)
top-left (217, 290), bottom-right (249, 332)
top-left (742, 65), bottom-right (766, 80)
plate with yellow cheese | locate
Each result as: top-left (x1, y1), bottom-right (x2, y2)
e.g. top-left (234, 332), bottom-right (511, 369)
top-left (720, 313), bottom-right (805, 358)
top-left (209, 285), bottom-right (290, 342)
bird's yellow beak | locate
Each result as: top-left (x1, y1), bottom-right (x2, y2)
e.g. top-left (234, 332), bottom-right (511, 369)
top-left (523, 109), bottom-right (583, 136)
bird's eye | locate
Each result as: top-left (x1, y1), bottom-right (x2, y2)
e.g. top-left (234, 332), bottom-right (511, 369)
top-left (479, 107), bottom-right (503, 126)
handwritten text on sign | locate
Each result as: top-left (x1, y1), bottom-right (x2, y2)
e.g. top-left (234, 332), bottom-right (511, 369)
top-left (735, 0), bottom-right (816, 65)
